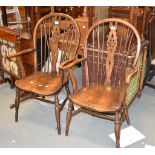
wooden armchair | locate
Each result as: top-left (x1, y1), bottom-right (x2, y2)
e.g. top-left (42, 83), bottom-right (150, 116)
top-left (9, 13), bottom-right (80, 135)
top-left (60, 18), bottom-right (141, 147)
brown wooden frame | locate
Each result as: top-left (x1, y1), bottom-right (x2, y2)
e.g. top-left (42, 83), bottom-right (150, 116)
top-left (9, 13), bottom-right (80, 135)
top-left (60, 18), bottom-right (141, 148)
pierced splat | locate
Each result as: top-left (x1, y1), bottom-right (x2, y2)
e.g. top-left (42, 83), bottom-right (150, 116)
top-left (49, 22), bottom-right (61, 72)
top-left (105, 22), bottom-right (117, 85)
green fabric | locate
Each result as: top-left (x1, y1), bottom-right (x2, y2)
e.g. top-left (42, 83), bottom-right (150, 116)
top-left (125, 53), bottom-right (142, 104)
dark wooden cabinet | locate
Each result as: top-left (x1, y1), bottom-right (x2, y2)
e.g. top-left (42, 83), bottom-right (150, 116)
top-left (54, 6), bottom-right (85, 18)
top-left (144, 12), bottom-right (155, 89)
top-left (0, 26), bottom-right (34, 87)
top-left (108, 7), bottom-right (148, 37)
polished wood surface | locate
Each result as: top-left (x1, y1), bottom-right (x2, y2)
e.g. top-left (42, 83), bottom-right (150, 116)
top-left (15, 72), bottom-right (67, 96)
top-left (70, 85), bottom-right (121, 112)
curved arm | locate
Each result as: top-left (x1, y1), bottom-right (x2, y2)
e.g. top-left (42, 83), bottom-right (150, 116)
top-left (7, 48), bottom-right (36, 58)
top-left (125, 67), bottom-right (138, 84)
top-left (60, 58), bottom-right (87, 92)
top-left (59, 57), bottom-right (76, 69)
top-left (119, 67), bottom-right (138, 103)
top-left (125, 40), bottom-right (149, 84)
top-left (59, 58), bottom-right (87, 70)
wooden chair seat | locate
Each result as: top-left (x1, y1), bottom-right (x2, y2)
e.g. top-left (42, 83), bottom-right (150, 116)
top-left (69, 85), bottom-right (121, 112)
top-left (15, 72), bottom-right (67, 96)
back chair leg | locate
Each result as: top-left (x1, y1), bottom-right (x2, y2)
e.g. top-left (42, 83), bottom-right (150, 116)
top-left (115, 111), bottom-right (121, 148)
top-left (65, 101), bottom-right (73, 136)
top-left (54, 94), bottom-right (61, 135)
top-left (65, 82), bottom-right (74, 111)
top-left (59, 82), bottom-right (70, 112)
top-left (65, 81), bottom-right (70, 96)
top-left (123, 104), bottom-right (130, 125)
top-left (15, 88), bottom-right (20, 122)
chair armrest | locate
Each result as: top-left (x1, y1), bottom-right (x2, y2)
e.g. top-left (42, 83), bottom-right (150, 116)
top-left (119, 67), bottom-right (138, 102)
top-left (141, 40), bottom-right (149, 49)
top-left (125, 67), bottom-right (138, 84)
top-left (8, 21), bottom-right (31, 25)
top-left (125, 40), bottom-right (148, 84)
top-left (60, 58), bottom-right (87, 92)
top-left (59, 58), bottom-right (87, 70)
top-left (8, 48), bottom-right (36, 58)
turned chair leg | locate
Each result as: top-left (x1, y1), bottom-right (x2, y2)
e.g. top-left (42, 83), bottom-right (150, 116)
top-left (59, 82), bottom-right (71, 112)
top-left (123, 104), bottom-right (130, 125)
top-left (65, 81), bottom-right (70, 97)
top-left (54, 94), bottom-right (61, 135)
top-left (115, 111), bottom-right (121, 148)
top-left (15, 88), bottom-right (20, 122)
top-left (10, 76), bottom-right (15, 89)
top-left (65, 101), bottom-right (73, 136)
top-left (65, 83), bottom-right (74, 111)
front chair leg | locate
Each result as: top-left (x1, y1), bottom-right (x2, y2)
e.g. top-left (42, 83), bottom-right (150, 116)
top-left (115, 111), bottom-right (121, 148)
top-left (54, 94), bottom-right (61, 135)
top-left (15, 88), bottom-right (20, 122)
top-left (65, 101), bottom-right (73, 136)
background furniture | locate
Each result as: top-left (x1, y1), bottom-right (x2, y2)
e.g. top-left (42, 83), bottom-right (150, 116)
top-left (108, 7), bottom-right (145, 37)
top-left (0, 26), bottom-right (33, 88)
top-left (9, 13), bottom-right (80, 135)
top-left (0, 6), bottom-right (22, 29)
top-left (144, 11), bottom-right (155, 88)
top-left (0, 6), bottom-right (31, 39)
top-left (0, 6), bottom-right (8, 26)
top-left (60, 18), bottom-right (141, 148)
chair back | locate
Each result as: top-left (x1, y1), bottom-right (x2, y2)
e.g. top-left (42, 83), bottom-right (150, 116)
top-left (33, 13), bottom-right (80, 74)
top-left (84, 18), bottom-right (141, 88)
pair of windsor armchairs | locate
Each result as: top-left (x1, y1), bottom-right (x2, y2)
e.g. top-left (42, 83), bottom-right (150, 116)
top-left (0, 13), bottom-right (141, 147)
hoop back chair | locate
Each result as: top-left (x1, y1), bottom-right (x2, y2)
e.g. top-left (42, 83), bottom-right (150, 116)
top-left (9, 13), bottom-right (80, 135)
top-left (60, 18), bottom-right (141, 147)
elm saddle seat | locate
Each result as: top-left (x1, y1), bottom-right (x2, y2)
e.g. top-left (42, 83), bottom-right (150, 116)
top-left (10, 13), bottom-right (80, 135)
top-left (60, 18), bottom-right (141, 148)
top-left (69, 85), bottom-right (121, 112)
top-left (15, 72), bottom-right (68, 96)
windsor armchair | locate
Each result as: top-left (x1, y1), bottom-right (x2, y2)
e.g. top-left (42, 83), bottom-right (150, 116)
top-left (9, 13), bottom-right (80, 135)
top-left (60, 18), bottom-right (141, 147)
